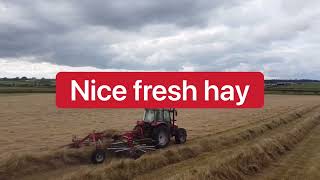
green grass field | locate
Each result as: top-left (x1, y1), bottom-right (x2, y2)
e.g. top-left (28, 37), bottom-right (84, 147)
top-left (0, 87), bottom-right (55, 93)
top-left (0, 79), bottom-right (55, 93)
top-left (0, 79), bottom-right (319, 95)
top-left (265, 82), bottom-right (320, 95)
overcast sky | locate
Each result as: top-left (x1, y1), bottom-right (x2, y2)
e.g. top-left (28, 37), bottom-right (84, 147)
top-left (0, 0), bottom-right (319, 79)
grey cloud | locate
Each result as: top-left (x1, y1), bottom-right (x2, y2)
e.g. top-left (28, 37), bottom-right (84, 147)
top-left (0, 0), bottom-right (320, 79)
top-left (0, 0), bottom-right (239, 65)
top-left (74, 0), bottom-right (240, 29)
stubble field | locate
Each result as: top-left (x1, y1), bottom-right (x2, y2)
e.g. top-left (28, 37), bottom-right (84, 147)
top-left (0, 94), bottom-right (320, 180)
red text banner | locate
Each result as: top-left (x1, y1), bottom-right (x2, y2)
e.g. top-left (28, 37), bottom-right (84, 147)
top-left (56, 72), bottom-right (264, 108)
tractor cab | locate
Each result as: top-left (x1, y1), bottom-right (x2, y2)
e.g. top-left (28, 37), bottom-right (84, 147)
top-left (143, 108), bottom-right (178, 126)
top-left (135, 108), bottom-right (185, 148)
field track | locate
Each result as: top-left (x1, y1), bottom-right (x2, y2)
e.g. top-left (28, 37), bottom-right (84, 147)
top-left (252, 121), bottom-right (320, 180)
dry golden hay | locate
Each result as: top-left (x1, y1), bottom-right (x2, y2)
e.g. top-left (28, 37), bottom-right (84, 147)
top-left (0, 106), bottom-right (319, 180)
top-left (63, 108), bottom-right (320, 180)
top-left (0, 129), bottom-right (121, 179)
top-left (170, 114), bottom-right (320, 180)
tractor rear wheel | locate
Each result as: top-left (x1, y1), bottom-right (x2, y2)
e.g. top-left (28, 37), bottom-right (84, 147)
top-left (153, 126), bottom-right (170, 148)
top-left (175, 128), bottom-right (187, 144)
top-left (91, 149), bottom-right (106, 164)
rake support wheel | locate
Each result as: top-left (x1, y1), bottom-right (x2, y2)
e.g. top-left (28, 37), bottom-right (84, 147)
top-left (91, 149), bottom-right (106, 164)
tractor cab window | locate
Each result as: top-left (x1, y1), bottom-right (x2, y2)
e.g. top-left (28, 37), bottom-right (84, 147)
top-left (144, 109), bottom-right (171, 123)
top-left (155, 110), bottom-right (163, 121)
top-left (144, 109), bottom-right (155, 122)
top-left (163, 110), bottom-right (171, 122)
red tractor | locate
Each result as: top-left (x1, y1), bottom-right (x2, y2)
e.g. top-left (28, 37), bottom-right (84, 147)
top-left (133, 108), bottom-right (187, 148)
top-left (74, 108), bottom-right (187, 163)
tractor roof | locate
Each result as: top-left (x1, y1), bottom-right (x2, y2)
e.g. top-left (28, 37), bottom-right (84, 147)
top-left (145, 108), bottom-right (175, 111)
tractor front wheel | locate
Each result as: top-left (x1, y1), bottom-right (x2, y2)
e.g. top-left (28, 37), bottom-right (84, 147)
top-left (91, 149), bottom-right (106, 164)
top-left (175, 128), bottom-right (187, 144)
top-left (153, 126), bottom-right (170, 148)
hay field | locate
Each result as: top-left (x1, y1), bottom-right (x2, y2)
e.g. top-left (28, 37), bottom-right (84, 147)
top-left (0, 94), bottom-right (320, 180)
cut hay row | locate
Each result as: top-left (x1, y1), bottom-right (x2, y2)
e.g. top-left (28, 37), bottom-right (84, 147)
top-left (63, 106), bottom-right (320, 180)
top-left (0, 129), bottom-right (121, 180)
top-left (0, 147), bottom-right (92, 179)
top-left (171, 112), bottom-right (320, 180)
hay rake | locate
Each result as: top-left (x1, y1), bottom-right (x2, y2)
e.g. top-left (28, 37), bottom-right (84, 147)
top-left (66, 108), bottom-right (187, 163)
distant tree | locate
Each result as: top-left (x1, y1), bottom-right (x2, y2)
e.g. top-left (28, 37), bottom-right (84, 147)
top-left (39, 77), bottom-right (51, 86)
top-left (14, 77), bottom-right (20, 80)
top-left (21, 76), bottom-right (28, 80)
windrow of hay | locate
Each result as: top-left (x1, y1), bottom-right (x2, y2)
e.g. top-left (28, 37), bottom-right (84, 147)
top-left (63, 106), bottom-right (320, 180)
top-left (0, 147), bottom-right (92, 179)
top-left (170, 114), bottom-right (320, 180)
top-left (0, 129), bottom-right (120, 180)
top-left (0, 106), bottom-right (317, 180)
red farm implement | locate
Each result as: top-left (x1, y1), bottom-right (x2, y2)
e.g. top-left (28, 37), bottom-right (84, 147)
top-left (67, 108), bottom-right (187, 164)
